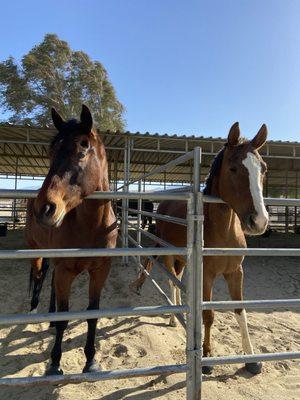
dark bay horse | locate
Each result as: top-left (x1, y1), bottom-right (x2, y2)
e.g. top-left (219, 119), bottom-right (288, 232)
top-left (131, 123), bottom-right (268, 375)
top-left (25, 105), bottom-right (118, 375)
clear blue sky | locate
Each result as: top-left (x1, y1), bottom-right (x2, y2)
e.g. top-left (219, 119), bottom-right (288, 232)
top-left (1, 0), bottom-right (300, 141)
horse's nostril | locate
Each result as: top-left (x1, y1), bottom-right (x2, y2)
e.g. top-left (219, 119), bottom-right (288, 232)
top-left (44, 202), bottom-right (56, 218)
top-left (247, 213), bottom-right (257, 228)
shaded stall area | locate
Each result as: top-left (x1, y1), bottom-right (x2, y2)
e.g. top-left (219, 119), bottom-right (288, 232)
top-left (1, 124), bottom-right (300, 232)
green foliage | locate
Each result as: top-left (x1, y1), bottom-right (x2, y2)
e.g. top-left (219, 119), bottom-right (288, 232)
top-left (0, 34), bottom-right (125, 130)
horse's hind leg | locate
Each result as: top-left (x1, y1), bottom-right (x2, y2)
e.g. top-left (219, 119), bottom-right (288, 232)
top-left (163, 256), bottom-right (179, 327)
top-left (83, 264), bottom-right (111, 373)
top-left (29, 258), bottom-right (50, 313)
top-left (46, 267), bottom-right (76, 376)
top-left (48, 270), bottom-right (56, 329)
top-left (129, 257), bottom-right (154, 294)
top-left (174, 258), bottom-right (185, 307)
top-left (224, 267), bottom-right (262, 375)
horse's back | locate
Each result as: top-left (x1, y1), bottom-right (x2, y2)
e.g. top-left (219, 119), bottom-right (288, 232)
top-left (156, 200), bottom-right (187, 247)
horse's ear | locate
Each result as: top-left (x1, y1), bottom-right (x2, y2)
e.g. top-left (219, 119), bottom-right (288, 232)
top-left (227, 122), bottom-right (240, 147)
top-left (251, 124), bottom-right (268, 150)
top-left (51, 108), bottom-right (65, 131)
top-left (80, 104), bottom-right (93, 132)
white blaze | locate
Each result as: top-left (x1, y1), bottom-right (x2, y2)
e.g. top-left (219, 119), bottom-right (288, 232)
top-left (242, 152), bottom-right (268, 229)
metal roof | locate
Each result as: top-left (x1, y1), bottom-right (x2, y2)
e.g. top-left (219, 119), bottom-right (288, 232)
top-left (1, 124), bottom-right (300, 193)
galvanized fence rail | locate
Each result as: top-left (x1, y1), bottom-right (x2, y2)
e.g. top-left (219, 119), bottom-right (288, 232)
top-left (0, 148), bottom-right (202, 399)
top-left (0, 145), bottom-right (299, 399)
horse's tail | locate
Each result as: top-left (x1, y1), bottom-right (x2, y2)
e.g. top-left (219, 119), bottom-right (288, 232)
top-left (29, 258), bottom-right (50, 312)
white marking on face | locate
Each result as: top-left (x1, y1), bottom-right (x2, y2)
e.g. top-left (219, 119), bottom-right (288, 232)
top-left (242, 152), bottom-right (268, 230)
top-left (235, 309), bottom-right (254, 354)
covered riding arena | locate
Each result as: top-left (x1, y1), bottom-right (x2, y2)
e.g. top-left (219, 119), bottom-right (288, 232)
top-left (0, 124), bottom-right (299, 400)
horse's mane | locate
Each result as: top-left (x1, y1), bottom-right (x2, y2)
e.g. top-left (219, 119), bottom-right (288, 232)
top-left (203, 147), bottom-right (225, 195)
top-left (203, 137), bottom-right (247, 195)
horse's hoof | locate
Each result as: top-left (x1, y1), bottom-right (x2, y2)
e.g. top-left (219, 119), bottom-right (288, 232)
top-left (129, 282), bottom-right (141, 295)
top-left (45, 365), bottom-right (63, 375)
top-left (48, 325), bottom-right (56, 335)
top-left (169, 319), bottom-right (177, 327)
top-left (202, 365), bottom-right (213, 375)
top-left (245, 362), bottom-right (262, 375)
top-left (82, 360), bottom-right (101, 373)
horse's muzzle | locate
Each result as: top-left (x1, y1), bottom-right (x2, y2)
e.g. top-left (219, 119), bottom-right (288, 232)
top-left (34, 201), bottom-right (65, 228)
top-left (242, 212), bottom-right (269, 236)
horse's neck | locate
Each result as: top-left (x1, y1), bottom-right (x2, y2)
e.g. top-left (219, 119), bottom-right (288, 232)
top-left (205, 177), bottom-right (243, 244)
top-left (76, 175), bottom-right (113, 228)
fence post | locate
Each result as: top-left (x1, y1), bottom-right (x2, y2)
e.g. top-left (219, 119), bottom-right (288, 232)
top-left (137, 180), bottom-right (142, 268)
top-left (186, 147), bottom-right (202, 400)
top-left (186, 194), bottom-right (196, 399)
top-left (122, 136), bottom-right (130, 265)
top-left (193, 148), bottom-right (202, 399)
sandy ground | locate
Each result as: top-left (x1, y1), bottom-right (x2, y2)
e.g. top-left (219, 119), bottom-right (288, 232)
top-left (0, 230), bottom-right (299, 400)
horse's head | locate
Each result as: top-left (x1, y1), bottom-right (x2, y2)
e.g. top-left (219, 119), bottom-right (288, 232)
top-left (219, 122), bottom-right (269, 235)
top-left (34, 105), bottom-right (108, 228)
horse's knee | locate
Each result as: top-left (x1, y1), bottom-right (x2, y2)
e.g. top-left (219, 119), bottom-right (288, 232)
top-left (203, 309), bottom-right (214, 326)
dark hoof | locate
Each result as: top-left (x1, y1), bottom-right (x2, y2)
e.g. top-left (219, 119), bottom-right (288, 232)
top-left (202, 365), bottom-right (213, 375)
top-left (45, 365), bottom-right (63, 376)
top-left (83, 360), bottom-right (101, 373)
top-left (245, 362), bottom-right (262, 375)
top-left (129, 283), bottom-right (141, 295)
top-left (48, 326), bottom-right (56, 335)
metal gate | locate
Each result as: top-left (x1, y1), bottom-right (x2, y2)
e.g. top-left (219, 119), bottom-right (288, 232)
top-left (0, 147), bottom-right (299, 400)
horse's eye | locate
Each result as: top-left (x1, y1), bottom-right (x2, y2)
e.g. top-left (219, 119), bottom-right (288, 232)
top-left (229, 167), bottom-right (237, 173)
top-left (80, 140), bottom-right (89, 148)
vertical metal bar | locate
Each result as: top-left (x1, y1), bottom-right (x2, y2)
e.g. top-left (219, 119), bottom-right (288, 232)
top-left (193, 147), bottom-right (202, 399)
top-left (143, 162), bottom-right (146, 192)
top-left (114, 158), bottom-right (118, 191)
top-left (137, 181), bottom-right (142, 267)
top-left (186, 194), bottom-right (196, 400)
top-left (125, 137), bottom-right (131, 264)
top-left (186, 147), bottom-right (202, 400)
top-left (122, 137), bottom-right (128, 265)
top-left (12, 157), bottom-right (19, 230)
top-left (193, 148), bottom-right (201, 193)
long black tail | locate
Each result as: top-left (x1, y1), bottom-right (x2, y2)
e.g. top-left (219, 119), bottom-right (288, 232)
top-left (29, 258), bottom-right (50, 312)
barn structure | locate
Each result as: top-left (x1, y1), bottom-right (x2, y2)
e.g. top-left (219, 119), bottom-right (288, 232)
top-left (0, 123), bottom-right (300, 231)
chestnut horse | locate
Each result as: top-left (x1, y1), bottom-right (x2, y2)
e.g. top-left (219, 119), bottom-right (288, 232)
top-left (25, 105), bottom-right (117, 375)
top-left (131, 123), bottom-right (268, 375)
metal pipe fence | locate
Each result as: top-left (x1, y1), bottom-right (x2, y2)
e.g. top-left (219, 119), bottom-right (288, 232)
top-left (0, 145), bottom-right (299, 399)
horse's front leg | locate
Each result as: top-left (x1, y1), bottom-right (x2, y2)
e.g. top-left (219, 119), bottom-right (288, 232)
top-left (46, 267), bottom-right (76, 376)
top-left (202, 271), bottom-right (215, 375)
top-left (83, 263), bottom-right (111, 373)
top-left (224, 266), bottom-right (262, 375)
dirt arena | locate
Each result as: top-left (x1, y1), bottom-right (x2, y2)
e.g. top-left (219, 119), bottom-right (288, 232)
top-left (0, 230), bottom-right (299, 400)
